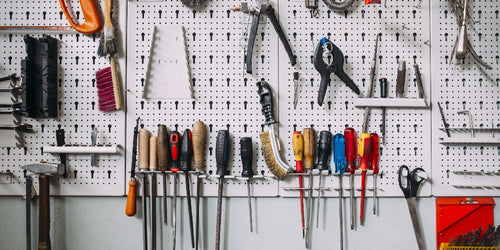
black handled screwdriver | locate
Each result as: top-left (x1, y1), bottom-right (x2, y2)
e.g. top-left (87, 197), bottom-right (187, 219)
top-left (215, 130), bottom-right (230, 250)
top-left (170, 131), bottom-right (182, 250)
top-left (315, 131), bottom-right (332, 228)
top-left (240, 137), bottom-right (254, 233)
top-left (181, 129), bottom-right (195, 248)
top-left (380, 78), bottom-right (388, 146)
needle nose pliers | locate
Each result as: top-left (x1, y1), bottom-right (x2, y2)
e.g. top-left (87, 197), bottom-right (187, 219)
top-left (313, 37), bottom-right (361, 106)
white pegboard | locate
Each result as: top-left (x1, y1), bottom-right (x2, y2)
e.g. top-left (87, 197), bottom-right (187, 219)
top-left (0, 0), bottom-right (127, 196)
top-left (431, 0), bottom-right (500, 196)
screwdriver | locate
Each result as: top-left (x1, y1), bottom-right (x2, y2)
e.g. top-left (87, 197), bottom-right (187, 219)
top-left (369, 133), bottom-right (380, 215)
top-left (181, 129), bottom-right (195, 248)
top-left (157, 125), bottom-right (170, 225)
top-left (303, 127), bottom-right (315, 248)
top-left (138, 128), bottom-right (150, 250)
top-left (125, 118), bottom-right (140, 217)
top-left (192, 121), bottom-right (207, 250)
top-left (358, 133), bottom-right (372, 226)
top-left (344, 127), bottom-right (357, 230)
top-left (315, 131), bottom-right (331, 228)
top-left (240, 137), bottom-right (254, 233)
top-left (149, 135), bottom-right (158, 250)
top-left (379, 77), bottom-right (388, 146)
top-left (215, 130), bottom-right (230, 250)
top-left (333, 133), bottom-right (346, 250)
top-left (292, 131), bottom-right (305, 238)
top-left (170, 130), bottom-right (182, 250)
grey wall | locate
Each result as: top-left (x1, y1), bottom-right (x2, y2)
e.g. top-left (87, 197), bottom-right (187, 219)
top-left (1, 196), bottom-right (498, 249)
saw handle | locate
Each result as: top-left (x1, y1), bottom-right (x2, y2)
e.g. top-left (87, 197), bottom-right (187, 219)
top-left (125, 179), bottom-right (137, 216)
top-left (58, 0), bottom-right (102, 34)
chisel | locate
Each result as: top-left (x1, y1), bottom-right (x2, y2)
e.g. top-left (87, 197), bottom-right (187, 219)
top-left (192, 121), bottom-right (207, 250)
top-left (149, 136), bottom-right (158, 250)
top-left (344, 127), bottom-right (357, 230)
top-left (215, 130), bottom-right (230, 250)
top-left (292, 131), bottom-right (305, 238)
top-left (125, 118), bottom-right (140, 217)
top-left (157, 125), bottom-right (170, 225)
top-left (240, 137), bottom-right (254, 233)
top-left (181, 129), bottom-right (195, 248)
top-left (358, 133), bottom-right (371, 226)
top-left (333, 133), bottom-right (346, 250)
top-left (370, 133), bottom-right (380, 215)
top-left (315, 131), bottom-right (331, 228)
top-left (139, 128), bottom-right (150, 250)
top-left (170, 130), bottom-right (182, 250)
top-left (303, 128), bottom-right (315, 248)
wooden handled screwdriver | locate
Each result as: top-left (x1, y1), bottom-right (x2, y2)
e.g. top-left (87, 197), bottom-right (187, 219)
top-left (125, 118), bottom-right (140, 217)
top-left (139, 128), bottom-right (150, 250)
top-left (215, 130), bottom-right (230, 250)
top-left (149, 136), bottom-right (158, 250)
top-left (181, 129), bottom-right (195, 248)
top-left (292, 131), bottom-right (305, 238)
top-left (157, 125), bottom-right (170, 225)
top-left (192, 121), bottom-right (207, 250)
top-left (170, 130), bottom-right (182, 250)
top-left (303, 128), bottom-right (315, 249)
top-left (358, 133), bottom-right (371, 225)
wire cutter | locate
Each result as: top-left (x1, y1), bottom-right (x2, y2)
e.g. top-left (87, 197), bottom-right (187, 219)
top-left (313, 37), bottom-right (360, 106)
top-left (398, 165), bottom-right (426, 250)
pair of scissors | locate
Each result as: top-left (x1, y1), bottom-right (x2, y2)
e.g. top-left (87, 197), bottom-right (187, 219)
top-left (398, 165), bottom-right (426, 250)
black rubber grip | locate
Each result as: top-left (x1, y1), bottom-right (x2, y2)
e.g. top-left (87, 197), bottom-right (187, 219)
top-left (315, 131), bottom-right (332, 171)
top-left (246, 10), bottom-right (260, 74)
top-left (240, 137), bottom-right (253, 178)
top-left (216, 130), bottom-right (230, 177)
top-left (256, 81), bottom-right (277, 125)
top-left (266, 5), bottom-right (296, 66)
top-left (380, 78), bottom-right (388, 98)
top-left (180, 129), bottom-right (193, 172)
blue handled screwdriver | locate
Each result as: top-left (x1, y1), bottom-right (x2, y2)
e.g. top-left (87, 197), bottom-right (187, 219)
top-left (333, 133), bottom-right (346, 250)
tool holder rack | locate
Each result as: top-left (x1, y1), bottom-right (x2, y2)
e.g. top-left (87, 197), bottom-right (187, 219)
top-left (0, 0), bottom-right (498, 197)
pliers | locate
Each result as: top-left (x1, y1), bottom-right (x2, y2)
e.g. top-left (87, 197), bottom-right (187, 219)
top-left (313, 37), bottom-right (360, 106)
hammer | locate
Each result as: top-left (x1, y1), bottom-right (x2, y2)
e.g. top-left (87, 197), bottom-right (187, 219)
top-left (21, 163), bottom-right (64, 250)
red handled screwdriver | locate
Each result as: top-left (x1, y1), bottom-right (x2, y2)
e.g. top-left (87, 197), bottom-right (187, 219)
top-left (370, 133), bottom-right (380, 215)
top-left (344, 127), bottom-right (357, 230)
top-left (181, 129), bottom-right (195, 248)
top-left (358, 133), bottom-right (372, 225)
top-left (170, 131), bottom-right (182, 250)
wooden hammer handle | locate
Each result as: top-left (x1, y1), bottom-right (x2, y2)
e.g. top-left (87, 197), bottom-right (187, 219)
top-left (38, 174), bottom-right (51, 250)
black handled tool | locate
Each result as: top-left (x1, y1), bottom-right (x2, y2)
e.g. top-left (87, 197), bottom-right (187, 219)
top-left (380, 78), bottom-right (388, 146)
top-left (240, 137), bottom-right (254, 233)
top-left (315, 130), bottom-right (332, 227)
top-left (170, 130), bottom-right (182, 250)
top-left (266, 5), bottom-right (296, 67)
top-left (215, 130), bottom-right (230, 250)
top-left (56, 128), bottom-right (67, 178)
top-left (181, 129), bottom-right (195, 248)
top-left (313, 37), bottom-right (360, 106)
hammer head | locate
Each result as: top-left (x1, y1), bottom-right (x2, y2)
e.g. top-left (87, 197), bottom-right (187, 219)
top-left (21, 163), bottom-right (64, 175)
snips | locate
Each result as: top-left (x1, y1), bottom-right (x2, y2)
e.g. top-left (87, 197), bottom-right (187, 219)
top-left (313, 37), bottom-right (361, 106)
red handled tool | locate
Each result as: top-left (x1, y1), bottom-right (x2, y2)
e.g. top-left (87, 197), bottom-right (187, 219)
top-left (344, 127), bottom-right (357, 230)
top-left (292, 131), bottom-right (305, 238)
top-left (370, 133), bottom-right (380, 215)
top-left (58, 0), bottom-right (102, 34)
top-left (358, 133), bottom-right (372, 225)
top-left (170, 131), bottom-right (182, 250)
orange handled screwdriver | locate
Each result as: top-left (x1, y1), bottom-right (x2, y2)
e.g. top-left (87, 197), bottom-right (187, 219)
top-left (370, 133), bottom-right (380, 215)
top-left (358, 133), bottom-right (372, 225)
top-left (303, 128), bottom-right (315, 248)
top-left (125, 118), bottom-right (140, 216)
top-left (292, 131), bottom-right (305, 238)
top-left (344, 127), bottom-right (357, 230)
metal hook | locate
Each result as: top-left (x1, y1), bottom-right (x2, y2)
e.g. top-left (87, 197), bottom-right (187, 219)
top-left (458, 110), bottom-right (474, 138)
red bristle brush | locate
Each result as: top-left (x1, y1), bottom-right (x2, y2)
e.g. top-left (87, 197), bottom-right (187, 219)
top-left (96, 56), bottom-right (122, 112)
